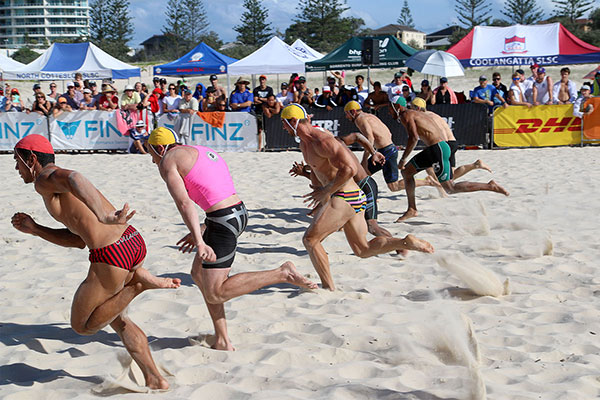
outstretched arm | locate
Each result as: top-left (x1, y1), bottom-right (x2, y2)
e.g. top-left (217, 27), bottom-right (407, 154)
top-left (11, 212), bottom-right (85, 248)
top-left (35, 169), bottom-right (134, 225)
top-left (399, 116), bottom-right (419, 169)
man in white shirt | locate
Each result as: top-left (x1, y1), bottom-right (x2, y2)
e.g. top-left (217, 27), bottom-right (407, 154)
top-left (355, 74), bottom-right (369, 105)
top-left (573, 84), bottom-right (594, 118)
top-left (275, 82), bottom-right (294, 106)
top-left (508, 71), bottom-right (532, 108)
top-left (522, 65), bottom-right (536, 103)
top-left (553, 67), bottom-right (578, 104)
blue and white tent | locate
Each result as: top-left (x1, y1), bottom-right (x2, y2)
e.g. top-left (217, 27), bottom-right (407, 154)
top-left (3, 42), bottom-right (140, 80)
top-left (0, 52), bottom-right (24, 73)
top-left (153, 42), bottom-right (237, 76)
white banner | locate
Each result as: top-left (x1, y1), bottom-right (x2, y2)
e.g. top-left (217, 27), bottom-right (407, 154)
top-left (471, 24), bottom-right (559, 59)
top-left (0, 112), bottom-right (49, 150)
top-left (157, 112), bottom-right (258, 152)
top-left (50, 110), bottom-right (129, 150)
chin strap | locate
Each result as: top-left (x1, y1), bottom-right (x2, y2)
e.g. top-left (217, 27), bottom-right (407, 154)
top-left (284, 118), bottom-right (300, 138)
top-left (150, 144), bottom-right (170, 159)
top-left (16, 151), bottom-right (37, 179)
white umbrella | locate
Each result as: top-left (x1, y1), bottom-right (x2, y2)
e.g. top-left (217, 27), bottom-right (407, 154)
top-left (406, 50), bottom-right (465, 77)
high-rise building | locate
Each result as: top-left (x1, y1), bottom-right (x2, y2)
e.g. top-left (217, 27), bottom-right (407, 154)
top-left (0, 0), bottom-right (89, 49)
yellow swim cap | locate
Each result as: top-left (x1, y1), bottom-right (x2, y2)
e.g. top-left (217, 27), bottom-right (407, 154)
top-left (148, 127), bottom-right (179, 146)
top-left (412, 97), bottom-right (426, 110)
top-left (281, 103), bottom-right (308, 120)
top-left (343, 100), bottom-right (361, 112)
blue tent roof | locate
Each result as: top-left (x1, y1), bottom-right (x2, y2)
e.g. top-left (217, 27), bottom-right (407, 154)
top-left (153, 42), bottom-right (237, 76)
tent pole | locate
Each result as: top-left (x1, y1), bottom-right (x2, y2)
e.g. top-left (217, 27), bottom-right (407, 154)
top-left (226, 73), bottom-right (231, 105)
top-left (367, 66), bottom-right (371, 92)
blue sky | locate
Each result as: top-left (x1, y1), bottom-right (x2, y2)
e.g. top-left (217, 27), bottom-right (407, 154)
top-left (129, 0), bottom-right (599, 47)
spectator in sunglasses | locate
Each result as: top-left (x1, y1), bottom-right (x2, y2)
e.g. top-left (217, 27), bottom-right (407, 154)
top-left (163, 84), bottom-right (182, 113)
top-left (47, 82), bottom-right (59, 100)
top-left (32, 93), bottom-right (54, 116)
top-left (491, 72), bottom-right (509, 103)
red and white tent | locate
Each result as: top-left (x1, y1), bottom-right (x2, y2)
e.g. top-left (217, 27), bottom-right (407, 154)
top-left (448, 23), bottom-right (600, 68)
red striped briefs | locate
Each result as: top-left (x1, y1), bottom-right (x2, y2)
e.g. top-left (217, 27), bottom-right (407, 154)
top-left (89, 225), bottom-right (147, 270)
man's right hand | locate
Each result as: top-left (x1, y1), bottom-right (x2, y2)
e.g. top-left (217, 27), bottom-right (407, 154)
top-left (11, 212), bottom-right (37, 235)
top-left (289, 161), bottom-right (305, 177)
top-left (101, 203), bottom-right (135, 225)
top-left (197, 243), bottom-right (216, 262)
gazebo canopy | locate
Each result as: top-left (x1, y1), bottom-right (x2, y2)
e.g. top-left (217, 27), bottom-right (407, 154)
top-left (153, 42), bottom-right (237, 77)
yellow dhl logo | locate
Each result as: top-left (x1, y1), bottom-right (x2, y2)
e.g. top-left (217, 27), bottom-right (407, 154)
top-left (495, 117), bottom-right (582, 134)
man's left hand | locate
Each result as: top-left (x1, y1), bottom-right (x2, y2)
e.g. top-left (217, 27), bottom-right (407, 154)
top-left (102, 203), bottom-right (135, 225)
top-left (303, 184), bottom-right (329, 209)
top-left (372, 152), bottom-right (385, 166)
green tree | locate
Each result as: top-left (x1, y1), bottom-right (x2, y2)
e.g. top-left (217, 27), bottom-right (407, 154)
top-left (501, 0), bottom-right (544, 24)
top-left (579, 8), bottom-right (600, 46)
top-left (448, 26), bottom-right (469, 46)
top-left (397, 0), bottom-right (415, 28)
top-left (182, 0), bottom-right (208, 44)
top-left (162, 0), bottom-right (190, 58)
top-left (285, 0), bottom-right (365, 53)
top-left (89, 0), bottom-right (132, 59)
top-left (552, 0), bottom-right (593, 25)
top-left (11, 47), bottom-right (39, 64)
top-left (199, 31), bottom-right (223, 50)
top-left (233, 0), bottom-right (273, 47)
top-left (489, 18), bottom-right (511, 26)
top-left (455, 0), bottom-right (491, 29)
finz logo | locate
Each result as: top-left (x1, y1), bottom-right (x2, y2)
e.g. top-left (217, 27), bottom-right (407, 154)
top-left (190, 52), bottom-right (204, 62)
top-left (57, 120), bottom-right (81, 139)
top-left (502, 36), bottom-right (527, 54)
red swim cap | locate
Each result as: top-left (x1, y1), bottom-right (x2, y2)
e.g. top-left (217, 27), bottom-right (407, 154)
top-left (14, 134), bottom-right (54, 154)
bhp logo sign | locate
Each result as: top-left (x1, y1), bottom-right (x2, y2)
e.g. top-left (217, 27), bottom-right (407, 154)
top-left (511, 118), bottom-right (581, 134)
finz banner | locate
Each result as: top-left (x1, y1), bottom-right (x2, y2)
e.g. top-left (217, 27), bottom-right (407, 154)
top-left (50, 110), bottom-right (129, 150)
top-left (264, 104), bottom-right (489, 150)
top-left (157, 112), bottom-right (258, 152)
top-left (493, 105), bottom-right (581, 147)
top-left (0, 112), bottom-right (49, 150)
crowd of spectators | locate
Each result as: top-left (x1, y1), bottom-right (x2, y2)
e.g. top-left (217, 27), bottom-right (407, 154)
top-left (1, 64), bottom-right (594, 121)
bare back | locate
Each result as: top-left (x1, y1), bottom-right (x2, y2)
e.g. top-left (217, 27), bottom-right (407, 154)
top-left (354, 112), bottom-right (394, 149)
top-left (400, 109), bottom-right (446, 146)
top-left (35, 166), bottom-right (125, 249)
top-left (424, 111), bottom-right (456, 141)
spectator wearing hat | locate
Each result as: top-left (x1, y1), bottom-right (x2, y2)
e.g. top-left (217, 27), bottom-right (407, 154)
top-left (88, 81), bottom-right (100, 101)
top-left (53, 96), bottom-right (73, 116)
top-left (209, 74), bottom-right (226, 100)
top-left (79, 88), bottom-right (97, 110)
top-left (573, 84), bottom-right (594, 118)
top-left (163, 83), bottom-right (182, 113)
top-left (97, 86), bottom-right (119, 111)
top-left (47, 82), bottom-right (59, 100)
top-left (315, 86), bottom-right (338, 111)
top-left (417, 79), bottom-right (433, 105)
top-left (508, 71), bottom-right (531, 107)
top-left (201, 86), bottom-right (219, 112)
top-left (230, 77), bottom-right (254, 112)
top-left (431, 77), bottom-right (458, 105)
top-left (553, 67), bottom-right (577, 104)
top-left (152, 77), bottom-right (161, 89)
top-left (385, 71), bottom-right (411, 98)
top-left (276, 82), bottom-right (293, 106)
top-left (532, 67), bottom-right (553, 105)
top-left (325, 75), bottom-right (340, 97)
top-left (5, 88), bottom-right (25, 112)
top-left (364, 81), bottom-right (390, 111)
top-left (121, 84), bottom-right (142, 111)
top-left (159, 78), bottom-right (167, 93)
top-left (472, 75), bottom-right (507, 113)
top-left (179, 88), bottom-right (199, 113)
top-left (293, 76), bottom-right (313, 107)
top-left (129, 120), bottom-right (150, 154)
top-left (62, 82), bottom-right (80, 110)
top-left (521, 64), bottom-right (538, 103)
top-left (401, 84), bottom-right (416, 103)
top-left (31, 92), bottom-right (54, 116)
top-left (253, 75), bottom-right (273, 113)
top-left (354, 75), bottom-right (369, 105)
top-left (27, 83), bottom-right (54, 112)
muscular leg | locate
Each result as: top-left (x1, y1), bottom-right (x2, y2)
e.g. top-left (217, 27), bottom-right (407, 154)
top-left (453, 159), bottom-right (492, 180)
top-left (396, 164), bottom-right (419, 222)
top-left (344, 211), bottom-right (434, 257)
top-left (386, 176), bottom-right (440, 192)
top-left (442, 179), bottom-right (509, 196)
top-left (303, 198), bottom-right (356, 290)
top-left (71, 263), bottom-right (180, 335)
top-left (191, 254), bottom-right (316, 351)
top-left (110, 315), bottom-right (169, 390)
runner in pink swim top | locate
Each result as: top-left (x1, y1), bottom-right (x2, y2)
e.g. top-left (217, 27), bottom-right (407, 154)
top-left (147, 127), bottom-right (317, 351)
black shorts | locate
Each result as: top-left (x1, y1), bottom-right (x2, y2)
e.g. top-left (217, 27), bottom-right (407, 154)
top-left (367, 143), bottom-right (399, 183)
top-left (202, 202), bottom-right (248, 269)
top-left (447, 140), bottom-right (458, 168)
top-left (358, 176), bottom-right (378, 220)
top-left (409, 141), bottom-right (453, 183)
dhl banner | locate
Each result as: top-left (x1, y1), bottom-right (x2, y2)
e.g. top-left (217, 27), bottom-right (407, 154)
top-left (493, 105), bottom-right (581, 147)
top-left (582, 97), bottom-right (600, 140)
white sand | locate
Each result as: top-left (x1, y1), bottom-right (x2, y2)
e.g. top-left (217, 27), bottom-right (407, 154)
top-left (1, 146), bottom-right (600, 399)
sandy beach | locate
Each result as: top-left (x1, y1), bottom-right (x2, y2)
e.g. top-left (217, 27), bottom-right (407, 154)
top-left (1, 146), bottom-right (600, 399)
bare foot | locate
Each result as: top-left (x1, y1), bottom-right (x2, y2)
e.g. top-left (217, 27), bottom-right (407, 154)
top-left (212, 337), bottom-right (235, 351)
top-left (488, 180), bottom-right (509, 196)
top-left (475, 159), bottom-right (492, 173)
top-left (131, 268), bottom-right (181, 290)
top-left (395, 208), bottom-right (418, 223)
top-left (146, 375), bottom-right (169, 390)
top-left (401, 234), bottom-right (435, 253)
top-left (281, 261), bottom-right (318, 289)
top-left (424, 175), bottom-right (441, 187)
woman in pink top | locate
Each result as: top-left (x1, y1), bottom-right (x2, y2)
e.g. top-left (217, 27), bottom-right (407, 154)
top-left (146, 127), bottom-right (316, 351)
